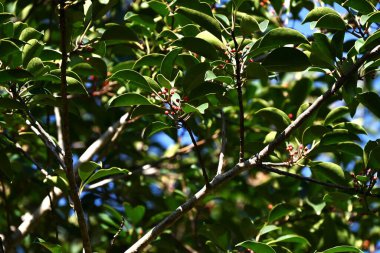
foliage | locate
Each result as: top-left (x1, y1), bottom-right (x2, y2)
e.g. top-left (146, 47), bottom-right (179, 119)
top-left (0, 0), bottom-right (380, 252)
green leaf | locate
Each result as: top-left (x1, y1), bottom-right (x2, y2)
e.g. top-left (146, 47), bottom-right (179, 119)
top-left (268, 203), bottom-right (295, 223)
top-left (78, 161), bottom-right (101, 183)
top-left (255, 107), bottom-right (291, 130)
top-left (333, 122), bottom-right (367, 135)
top-left (0, 69), bottom-right (33, 83)
top-left (100, 24), bottom-right (139, 43)
top-left (336, 142), bottom-right (363, 158)
top-left (260, 28), bottom-right (309, 50)
top-left (108, 69), bottom-right (150, 90)
top-left (27, 57), bottom-right (49, 77)
top-left (257, 225), bottom-right (280, 239)
top-left (86, 167), bottom-right (130, 186)
top-left (361, 11), bottom-right (380, 24)
top-left (309, 161), bottom-right (346, 185)
top-left (22, 39), bottom-right (44, 67)
top-left (310, 33), bottom-right (335, 69)
top-left (268, 234), bottom-right (310, 246)
top-left (246, 62), bottom-right (268, 82)
top-left (324, 106), bottom-right (349, 125)
top-left (19, 27), bottom-right (43, 41)
top-left (368, 146), bottom-right (380, 169)
top-left (305, 198), bottom-right (326, 215)
top-left (182, 103), bottom-right (208, 114)
top-left (0, 97), bottom-right (25, 110)
top-left (156, 74), bottom-right (172, 89)
top-left (302, 7), bottom-right (340, 24)
top-left (239, 13), bottom-right (260, 36)
top-left (195, 31), bottom-right (226, 51)
top-left (236, 241), bottom-right (276, 253)
top-left (302, 125), bottom-right (330, 144)
top-left (133, 53), bottom-right (165, 69)
top-left (143, 121), bottom-right (174, 138)
top-left (173, 37), bottom-right (218, 60)
top-left (357, 92), bottom-right (380, 118)
top-left (0, 39), bottom-right (20, 60)
top-left (177, 6), bottom-right (221, 39)
top-left (108, 93), bottom-right (152, 107)
top-left (161, 48), bottom-right (181, 79)
top-left (319, 245), bottom-right (363, 253)
top-left (183, 62), bottom-right (210, 92)
top-left (359, 29), bottom-right (380, 53)
top-left (343, 0), bottom-right (375, 14)
top-left (262, 47), bottom-right (310, 72)
top-left (87, 57), bottom-right (108, 78)
top-left (312, 14), bottom-right (346, 30)
top-left (320, 129), bottom-right (359, 145)
top-left (36, 238), bottom-right (62, 253)
top-left (124, 203), bottom-right (145, 224)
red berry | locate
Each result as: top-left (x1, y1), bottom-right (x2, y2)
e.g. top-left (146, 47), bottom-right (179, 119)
top-left (171, 111), bottom-right (175, 115)
top-left (164, 110), bottom-right (169, 115)
top-left (249, 59), bottom-right (254, 63)
top-left (288, 113), bottom-right (293, 119)
top-left (183, 96), bottom-right (189, 102)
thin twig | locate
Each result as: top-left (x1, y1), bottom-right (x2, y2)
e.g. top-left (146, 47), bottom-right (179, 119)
top-left (231, 29), bottom-right (245, 163)
top-left (259, 165), bottom-right (380, 198)
top-left (123, 45), bottom-right (380, 253)
top-left (58, 0), bottom-right (92, 252)
top-left (181, 120), bottom-right (210, 188)
top-left (109, 217), bottom-right (125, 250)
top-left (217, 111), bottom-right (226, 175)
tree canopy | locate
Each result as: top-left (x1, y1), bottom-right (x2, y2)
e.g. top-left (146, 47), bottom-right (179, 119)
top-left (1, 0), bottom-right (380, 252)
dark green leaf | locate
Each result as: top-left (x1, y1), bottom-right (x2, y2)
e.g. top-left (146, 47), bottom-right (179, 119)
top-left (108, 69), bottom-right (150, 90)
top-left (309, 161), bottom-right (346, 185)
top-left (183, 62), bottom-right (210, 92)
top-left (324, 106), bottom-right (349, 125)
top-left (268, 203), bottom-right (295, 223)
top-left (143, 121), bottom-right (174, 138)
top-left (312, 14), bottom-right (346, 30)
top-left (343, 0), bottom-right (375, 14)
top-left (133, 54), bottom-right (165, 69)
top-left (86, 167), bottom-right (130, 186)
top-left (19, 27), bottom-right (43, 41)
top-left (108, 93), bottom-right (152, 107)
top-left (368, 146), bottom-right (380, 169)
top-left (246, 62), bottom-right (268, 82)
top-left (100, 24), bottom-right (139, 43)
top-left (173, 37), bottom-right (218, 60)
top-left (238, 12), bottom-right (260, 36)
top-left (268, 234), bottom-right (310, 246)
top-left (177, 6), bottom-right (221, 39)
top-left (22, 39), bottom-right (44, 67)
top-left (36, 238), bottom-right (62, 253)
top-left (357, 92), bottom-right (380, 118)
top-left (0, 69), bottom-right (33, 83)
top-left (78, 161), bottom-right (101, 183)
top-left (195, 31), bottom-right (226, 51)
top-left (27, 57), bottom-right (49, 77)
top-left (161, 48), bottom-right (181, 79)
top-left (236, 241), bottom-right (276, 253)
top-left (124, 203), bottom-right (145, 224)
top-left (319, 245), bottom-right (363, 253)
top-left (262, 47), bottom-right (310, 72)
top-left (256, 107), bottom-right (291, 130)
top-left (303, 7), bottom-right (340, 24)
top-left (0, 98), bottom-right (25, 110)
top-left (333, 122), bottom-right (367, 135)
top-left (260, 28), bottom-right (309, 50)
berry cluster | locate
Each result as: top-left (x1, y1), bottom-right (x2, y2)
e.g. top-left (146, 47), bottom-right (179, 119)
top-left (351, 167), bottom-right (377, 193)
top-left (150, 87), bottom-right (189, 119)
top-left (286, 144), bottom-right (308, 164)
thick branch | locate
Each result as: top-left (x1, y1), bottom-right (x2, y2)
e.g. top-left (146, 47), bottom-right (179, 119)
top-left (124, 45), bottom-right (380, 253)
top-left (58, 1), bottom-right (92, 252)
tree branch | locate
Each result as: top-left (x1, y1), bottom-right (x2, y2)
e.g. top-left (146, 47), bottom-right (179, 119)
top-left (5, 110), bottom-right (134, 250)
top-left (124, 45), bottom-right (380, 253)
top-left (58, 0), bottom-right (92, 251)
top-left (217, 110), bottom-right (226, 175)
